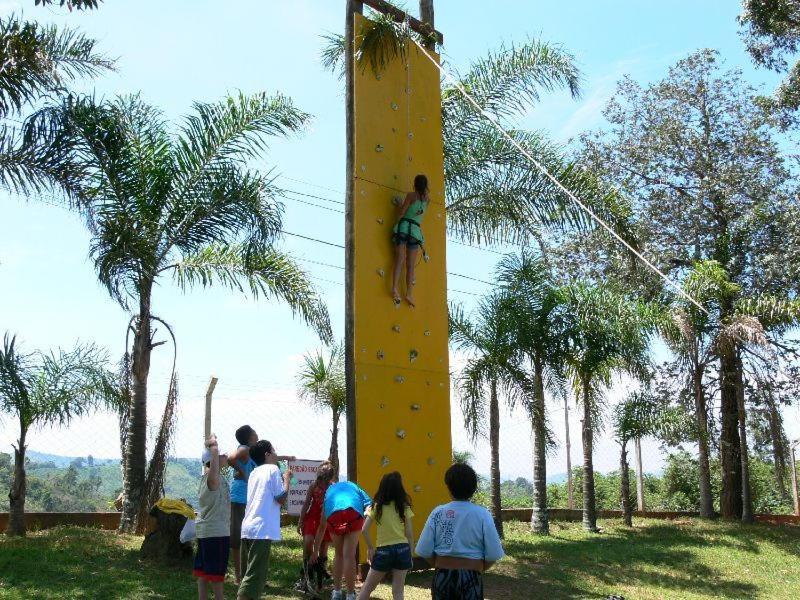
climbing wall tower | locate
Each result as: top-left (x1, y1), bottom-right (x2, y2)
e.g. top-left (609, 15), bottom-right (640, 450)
top-left (349, 12), bottom-right (451, 544)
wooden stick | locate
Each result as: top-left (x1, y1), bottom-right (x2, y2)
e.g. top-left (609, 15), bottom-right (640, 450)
top-left (361, 0), bottom-right (444, 44)
top-left (204, 377), bottom-right (218, 441)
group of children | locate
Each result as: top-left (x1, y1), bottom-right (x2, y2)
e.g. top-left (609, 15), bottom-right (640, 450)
top-left (193, 424), bottom-right (504, 600)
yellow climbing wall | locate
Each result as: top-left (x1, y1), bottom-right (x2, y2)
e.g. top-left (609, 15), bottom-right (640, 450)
top-left (351, 13), bottom-right (451, 549)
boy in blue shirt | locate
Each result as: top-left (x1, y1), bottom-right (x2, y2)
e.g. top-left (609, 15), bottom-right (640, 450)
top-left (416, 463), bottom-right (505, 600)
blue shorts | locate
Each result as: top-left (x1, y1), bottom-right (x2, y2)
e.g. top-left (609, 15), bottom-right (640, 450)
top-left (371, 542), bottom-right (412, 572)
top-left (193, 536), bottom-right (230, 582)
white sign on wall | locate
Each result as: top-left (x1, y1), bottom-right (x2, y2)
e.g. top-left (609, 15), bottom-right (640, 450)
top-left (287, 459), bottom-right (325, 517)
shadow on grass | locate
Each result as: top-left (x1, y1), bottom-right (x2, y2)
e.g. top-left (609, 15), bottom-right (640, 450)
top-left (0, 526), bottom-right (308, 600)
top-left (495, 519), bottom-right (792, 599)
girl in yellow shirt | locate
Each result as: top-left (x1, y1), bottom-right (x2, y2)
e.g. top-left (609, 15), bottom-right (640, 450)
top-left (358, 472), bottom-right (414, 600)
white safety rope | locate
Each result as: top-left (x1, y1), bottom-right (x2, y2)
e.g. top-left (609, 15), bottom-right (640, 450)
top-left (410, 38), bottom-right (708, 314)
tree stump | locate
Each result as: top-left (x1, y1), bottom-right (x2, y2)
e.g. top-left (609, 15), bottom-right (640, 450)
top-left (139, 503), bottom-right (193, 565)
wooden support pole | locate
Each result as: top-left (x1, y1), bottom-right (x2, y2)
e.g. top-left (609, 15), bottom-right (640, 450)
top-left (345, 0), bottom-right (363, 484)
top-left (419, 0), bottom-right (435, 50)
top-left (204, 377), bottom-right (218, 441)
top-left (361, 0), bottom-right (443, 44)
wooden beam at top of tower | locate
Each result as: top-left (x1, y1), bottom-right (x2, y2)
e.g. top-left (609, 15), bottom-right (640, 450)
top-left (361, 0), bottom-right (444, 45)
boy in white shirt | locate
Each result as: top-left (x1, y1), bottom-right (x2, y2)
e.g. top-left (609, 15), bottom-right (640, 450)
top-left (236, 440), bottom-right (292, 600)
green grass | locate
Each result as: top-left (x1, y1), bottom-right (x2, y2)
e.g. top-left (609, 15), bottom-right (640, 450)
top-left (0, 519), bottom-right (798, 599)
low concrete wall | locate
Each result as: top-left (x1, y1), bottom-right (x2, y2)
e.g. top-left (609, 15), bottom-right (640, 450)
top-left (502, 508), bottom-right (800, 525)
top-left (0, 512), bottom-right (121, 532)
top-left (2, 508), bottom-right (796, 533)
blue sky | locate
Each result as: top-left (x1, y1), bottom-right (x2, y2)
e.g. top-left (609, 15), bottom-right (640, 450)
top-left (0, 1), bottom-right (792, 478)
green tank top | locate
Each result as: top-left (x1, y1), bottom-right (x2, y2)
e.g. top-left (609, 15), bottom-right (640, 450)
top-left (392, 194), bottom-right (428, 244)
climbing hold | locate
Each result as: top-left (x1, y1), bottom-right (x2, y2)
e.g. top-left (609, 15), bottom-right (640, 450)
top-left (391, 102), bottom-right (399, 111)
top-left (392, 324), bottom-right (401, 333)
top-left (392, 127), bottom-right (397, 133)
top-left (408, 156), bottom-right (413, 162)
top-left (427, 457), bottom-right (436, 466)
top-left (361, 347), bottom-right (366, 353)
top-left (407, 132), bottom-right (414, 139)
top-left (360, 165), bottom-right (366, 172)
top-left (376, 349), bottom-right (384, 360)
top-left (411, 403), bottom-right (421, 411)
top-left (413, 485), bottom-right (422, 493)
top-left (425, 380), bottom-right (431, 386)
top-left (420, 116), bottom-right (427, 123)
top-left (409, 349), bottom-right (419, 363)
top-left (380, 456), bottom-right (390, 467)
top-left (377, 268), bottom-right (385, 278)
top-left (427, 432), bottom-right (434, 438)
top-left (424, 330), bottom-right (431, 337)
top-left (392, 196), bottom-right (403, 206)
top-left (406, 88), bottom-right (413, 95)
top-left (438, 357), bottom-right (444, 363)
top-left (437, 212), bottom-right (442, 218)
top-left (396, 429), bottom-right (406, 439)
top-left (375, 144), bottom-right (384, 152)
top-left (362, 375), bottom-right (368, 381)
top-left (376, 217), bottom-right (384, 224)
top-left (376, 73), bottom-right (382, 81)
top-left (394, 375), bottom-right (405, 384)
top-left (379, 403), bottom-right (386, 409)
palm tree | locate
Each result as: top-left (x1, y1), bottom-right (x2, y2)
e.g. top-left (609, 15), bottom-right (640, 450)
top-left (28, 93), bottom-right (333, 532)
top-left (561, 284), bottom-right (654, 532)
top-left (296, 343), bottom-right (346, 474)
top-left (0, 333), bottom-right (118, 536)
top-left (450, 293), bottom-right (526, 537)
top-left (495, 250), bottom-right (566, 534)
top-left (612, 389), bottom-right (683, 526)
top-left (663, 261), bottom-right (739, 518)
top-left (0, 13), bottom-right (112, 196)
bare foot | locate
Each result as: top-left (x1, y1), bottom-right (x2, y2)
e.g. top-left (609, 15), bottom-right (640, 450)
top-left (405, 295), bottom-right (416, 308)
top-left (392, 288), bottom-right (401, 305)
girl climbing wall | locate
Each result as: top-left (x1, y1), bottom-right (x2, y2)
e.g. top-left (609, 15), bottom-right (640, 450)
top-left (391, 174), bottom-right (429, 307)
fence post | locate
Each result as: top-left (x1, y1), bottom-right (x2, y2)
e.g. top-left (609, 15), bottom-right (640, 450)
top-left (204, 377), bottom-right (218, 441)
top-left (635, 437), bottom-right (645, 512)
top-left (791, 442), bottom-right (799, 517)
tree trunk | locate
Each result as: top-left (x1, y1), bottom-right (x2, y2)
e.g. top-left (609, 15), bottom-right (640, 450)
top-left (489, 380), bottom-right (503, 537)
top-left (765, 391), bottom-right (788, 499)
top-left (530, 356), bottom-right (548, 534)
top-left (419, 0), bottom-right (435, 49)
top-left (330, 409), bottom-right (340, 475)
top-left (119, 283), bottom-right (153, 533)
top-left (6, 423), bottom-right (28, 536)
top-left (581, 376), bottom-right (598, 532)
top-left (344, 0), bottom-right (363, 485)
top-left (735, 353), bottom-right (754, 524)
top-left (565, 394), bottom-right (574, 510)
top-left (719, 344), bottom-right (743, 519)
top-left (693, 366), bottom-right (714, 518)
top-left (634, 437), bottom-right (645, 513)
top-left (620, 441), bottom-right (632, 527)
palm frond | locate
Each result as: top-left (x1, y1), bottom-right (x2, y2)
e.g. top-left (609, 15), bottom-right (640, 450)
top-left (168, 243), bottom-right (332, 342)
top-left (171, 91), bottom-right (309, 204)
top-left (296, 342), bottom-right (346, 414)
top-left (442, 38), bottom-right (581, 133)
top-left (0, 15), bottom-right (113, 118)
top-left (320, 33), bottom-right (346, 80)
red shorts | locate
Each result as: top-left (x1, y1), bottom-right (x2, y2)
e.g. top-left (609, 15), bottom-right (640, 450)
top-left (327, 508), bottom-right (364, 536)
top-left (302, 517), bottom-right (332, 542)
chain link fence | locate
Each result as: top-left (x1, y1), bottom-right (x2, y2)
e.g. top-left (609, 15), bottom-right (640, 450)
top-left (1, 370), bottom-right (797, 517)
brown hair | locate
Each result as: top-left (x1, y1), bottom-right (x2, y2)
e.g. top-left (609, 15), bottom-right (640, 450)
top-left (413, 174), bottom-right (428, 198)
